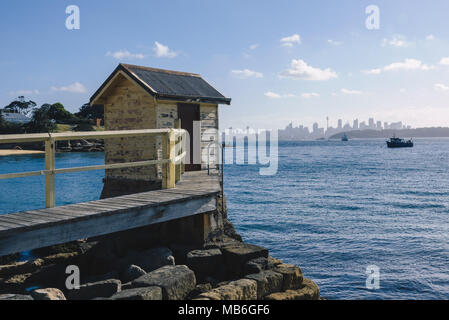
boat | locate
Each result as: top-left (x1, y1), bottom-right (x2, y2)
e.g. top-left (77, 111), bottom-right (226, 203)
top-left (386, 136), bottom-right (413, 148)
top-left (341, 133), bottom-right (349, 142)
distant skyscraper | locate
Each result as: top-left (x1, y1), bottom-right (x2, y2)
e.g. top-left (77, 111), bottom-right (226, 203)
top-left (338, 119), bottom-right (343, 129)
top-left (376, 121), bottom-right (382, 130)
top-left (353, 119), bottom-right (359, 130)
top-left (313, 122), bottom-right (319, 133)
top-left (384, 122), bottom-right (389, 130)
top-left (369, 118), bottom-right (375, 129)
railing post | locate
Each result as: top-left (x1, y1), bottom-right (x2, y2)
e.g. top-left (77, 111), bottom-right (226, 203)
top-left (174, 119), bottom-right (182, 182)
top-left (45, 136), bottom-right (55, 208)
top-left (162, 129), bottom-right (176, 189)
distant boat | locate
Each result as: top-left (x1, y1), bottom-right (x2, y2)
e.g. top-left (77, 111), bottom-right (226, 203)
top-left (386, 136), bottom-right (413, 148)
top-left (341, 133), bottom-right (349, 142)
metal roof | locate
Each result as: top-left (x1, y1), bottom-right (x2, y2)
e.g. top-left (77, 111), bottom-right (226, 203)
top-left (1, 112), bottom-right (31, 124)
top-left (90, 64), bottom-right (231, 105)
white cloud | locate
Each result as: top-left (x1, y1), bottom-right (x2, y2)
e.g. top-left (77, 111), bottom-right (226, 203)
top-left (280, 34), bottom-right (301, 47)
top-left (9, 89), bottom-right (39, 96)
top-left (301, 93), bottom-right (320, 99)
top-left (231, 69), bottom-right (263, 79)
top-left (280, 59), bottom-right (338, 81)
top-left (327, 39), bottom-right (343, 46)
top-left (51, 82), bottom-right (87, 93)
top-left (434, 83), bottom-right (449, 92)
top-left (426, 34), bottom-right (435, 41)
top-left (106, 50), bottom-right (145, 60)
top-left (382, 35), bottom-right (413, 48)
top-left (264, 91), bottom-right (281, 99)
top-left (439, 57), bottom-right (449, 65)
top-left (341, 88), bottom-right (362, 95)
top-left (364, 58), bottom-right (434, 75)
top-left (249, 44), bottom-right (259, 50)
top-left (264, 92), bottom-right (296, 99)
top-left (153, 41), bottom-right (177, 58)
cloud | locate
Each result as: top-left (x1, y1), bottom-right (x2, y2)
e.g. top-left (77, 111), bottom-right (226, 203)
top-left (106, 50), bottom-right (145, 60)
top-left (426, 34), bottom-right (435, 41)
top-left (280, 34), bottom-right (301, 47)
top-left (9, 89), bottom-right (39, 96)
top-left (439, 57), bottom-right (449, 65)
top-left (249, 44), bottom-right (259, 50)
top-left (382, 35), bottom-right (413, 48)
top-left (231, 69), bottom-right (263, 79)
top-left (434, 83), bottom-right (449, 92)
top-left (153, 41), bottom-right (177, 58)
top-left (341, 88), bottom-right (362, 95)
top-left (264, 92), bottom-right (296, 99)
top-left (301, 93), bottom-right (320, 99)
top-left (280, 59), bottom-right (338, 81)
top-left (51, 82), bottom-right (87, 93)
top-left (327, 39), bottom-right (343, 46)
top-left (264, 91), bottom-right (281, 99)
top-left (363, 58), bottom-right (434, 75)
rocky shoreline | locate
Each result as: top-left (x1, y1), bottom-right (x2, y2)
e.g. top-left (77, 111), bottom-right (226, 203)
top-left (0, 197), bottom-right (321, 301)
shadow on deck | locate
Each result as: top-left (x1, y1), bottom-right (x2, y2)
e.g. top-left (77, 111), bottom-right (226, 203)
top-left (0, 170), bottom-right (221, 257)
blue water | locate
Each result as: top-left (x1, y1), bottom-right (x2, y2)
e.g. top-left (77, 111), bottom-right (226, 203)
top-left (1, 139), bottom-right (449, 299)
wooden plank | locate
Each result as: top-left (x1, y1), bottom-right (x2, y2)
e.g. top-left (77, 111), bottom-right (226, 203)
top-left (45, 139), bottom-right (55, 208)
top-left (0, 195), bottom-right (217, 256)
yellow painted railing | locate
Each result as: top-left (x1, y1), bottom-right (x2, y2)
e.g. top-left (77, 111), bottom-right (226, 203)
top-left (0, 128), bottom-right (187, 208)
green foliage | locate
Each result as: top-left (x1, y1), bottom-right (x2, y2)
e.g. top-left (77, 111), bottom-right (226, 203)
top-left (24, 104), bottom-right (57, 133)
top-left (73, 123), bottom-right (95, 131)
top-left (3, 96), bottom-right (37, 115)
top-left (76, 103), bottom-right (104, 120)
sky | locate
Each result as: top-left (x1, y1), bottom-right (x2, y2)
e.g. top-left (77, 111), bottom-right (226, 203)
top-left (1, 0), bottom-right (449, 130)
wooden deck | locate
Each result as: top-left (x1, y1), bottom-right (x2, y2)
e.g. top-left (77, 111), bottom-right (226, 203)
top-left (0, 170), bottom-right (221, 256)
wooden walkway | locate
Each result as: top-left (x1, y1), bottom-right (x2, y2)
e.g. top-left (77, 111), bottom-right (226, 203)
top-left (0, 171), bottom-right (221, 256)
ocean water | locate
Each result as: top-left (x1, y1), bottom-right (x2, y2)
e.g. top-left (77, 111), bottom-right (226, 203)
top-left (1, 139), bottom-right (448, 299)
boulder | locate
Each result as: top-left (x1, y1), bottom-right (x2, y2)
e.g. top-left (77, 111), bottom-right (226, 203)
top-left (110, 287), bottom-right (162, 300)
top-left (120, 265), bottom-right (146, 283)
top-left (31, 288), bottom-right (66, 300)
top-left (264, 278), bottom-right (320, 300)
top-left (0, 293), bottom-right (33, 300)
top-left (132, 265), bottom-right (196, 300)
top-left (221, 243), bottom-right (268, 276)
top-left (0, 259), bottom-right (44, 277)
top-left (114, 247), bottom-right (175, 274)
top-left (170, 244), bottom-right (200, 265)
top-left (67, 279), bottom-right (121, 300)
top-left (273, 264), bottom-right (303, 290)
top-left (186, 249), bottom-right (223, 277)
top-left (245, 270), bottom-right (283, 299)
top-left (198, 279), bottom-right (257, 300)
top-left (243, 257), bottom-right (279, 275)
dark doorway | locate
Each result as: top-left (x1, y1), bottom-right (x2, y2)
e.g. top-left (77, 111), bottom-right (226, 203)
top-left (178, 103), bottom-right (201, 171)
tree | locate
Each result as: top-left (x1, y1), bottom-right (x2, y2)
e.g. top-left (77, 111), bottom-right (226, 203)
top-left (45, 102), bottom-right (76, 123)
top-left (24, 104), bottom-right (57, 133)
top-left (76, 103), bottom-right (104, 121)
top-left (3, 96), bottom-right (37, 115)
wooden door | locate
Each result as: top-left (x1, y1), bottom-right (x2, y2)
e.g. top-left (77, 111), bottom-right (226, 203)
top-left (178, 103), bottom-right (201, 171)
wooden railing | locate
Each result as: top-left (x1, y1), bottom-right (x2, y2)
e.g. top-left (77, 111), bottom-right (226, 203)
top-left (0, 128), bottom-right (187, 208)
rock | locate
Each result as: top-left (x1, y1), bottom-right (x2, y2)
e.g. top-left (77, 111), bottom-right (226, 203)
top-left (245, 270), bottom-right (283, 299)
top-left (223, 218), bottom-right (243, 242)
top-left (83, 271), bottom-right (120, 285)
top-left (121, 282), bottom-right (133, 290)
top-left (187, 283), bottom-right (212, 299)
top-left (203, 235), bottom-right (241, 250)
top-left (170, 244), bottom-right (200, 265)
top-left (243, 257), bottom-right (279, 275)
top-left (221, 243), bottom-right (269, 276)
top-left (0, 293), bottom-right (33, 300)
top-left (198, 279), bottom-right (257, 300)
top-left (26, 264), bottom-right (68, 289)
top-left (31, 288), bottom-right (66, 300)
top-left (121, 265), bottom-right (146, 283)
top-left (42, 252), bottom-right (79, 265)
top-left (186, 249), bottom-right (223, 278)
top-left (114, 247), bottom-right (175, 274)
top-left (264, 278), bottom-right (320, 300)
top-left (67, 279), bottom-right (121, 300)
top-left (273, 264), bottom-right (303, 290)
top-left (268, 256), bottom-right (283, 266)
top-left (0, 259), bottom-right (44, 277)
top-left (132, 265), bottom-right (196, 300)
top-left (110, 287), bottom-right (162, 300)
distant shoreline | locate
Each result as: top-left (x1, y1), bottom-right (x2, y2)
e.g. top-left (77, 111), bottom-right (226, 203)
top-left (0, 150), bottom-right (45, 157)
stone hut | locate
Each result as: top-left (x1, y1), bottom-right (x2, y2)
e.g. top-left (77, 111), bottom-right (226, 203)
top-left (89, 64), bottom-right (231, 197)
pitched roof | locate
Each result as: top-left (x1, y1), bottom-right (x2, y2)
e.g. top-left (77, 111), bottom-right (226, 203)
top-left (90, 64), bottom-right (231, 105)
